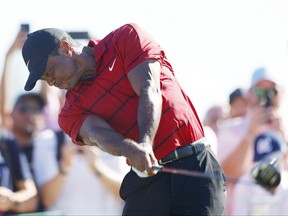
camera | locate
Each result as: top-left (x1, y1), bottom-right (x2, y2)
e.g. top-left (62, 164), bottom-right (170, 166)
top-left (253, 87), bottom-right (277, 108)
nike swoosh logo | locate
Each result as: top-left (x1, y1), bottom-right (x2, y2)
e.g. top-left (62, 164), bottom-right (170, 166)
top-left (26, 60), bottom-right (30, 68)
top-left (109, 58), bottom-right (116, 71)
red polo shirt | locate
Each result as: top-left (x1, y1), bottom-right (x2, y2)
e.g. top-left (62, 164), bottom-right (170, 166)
top-left (58, 23), bottom-right (204, 160)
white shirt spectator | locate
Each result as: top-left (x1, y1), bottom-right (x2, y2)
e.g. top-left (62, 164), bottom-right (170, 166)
top-left (33, 129), bottom-right (129, 215)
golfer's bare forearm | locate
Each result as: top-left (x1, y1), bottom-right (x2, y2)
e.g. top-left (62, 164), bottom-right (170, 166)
top-left (137, 85), bottom-right (162, 144)
top-left (81, 125), bottom-right (138, 158)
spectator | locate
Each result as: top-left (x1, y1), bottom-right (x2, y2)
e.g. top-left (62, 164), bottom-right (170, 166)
top-left (217, 67), bottom-right (287, 214)
top-left (202, 104), bottom-right (227, 134)
top-left (6, 92), bottom-right (52, 213)
top-left (228, 87), bottom-right (248, 118)
top-left (0, 129), bottom-right (38, 215)
top-left (231, 131), bottom-right (288, 215)
top-left (0, 26), bottom-right (48, 214)
top-left (9, 93), bottom-right (46, 174)
top-left (32, 130), bottom-right (129, 215)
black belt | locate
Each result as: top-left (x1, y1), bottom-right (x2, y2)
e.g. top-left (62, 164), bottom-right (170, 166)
top-left (159, 138), bottom-right (209, 165)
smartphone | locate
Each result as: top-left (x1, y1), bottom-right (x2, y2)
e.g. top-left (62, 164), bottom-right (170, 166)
top-left (20, 24), bottom-right (30, 33)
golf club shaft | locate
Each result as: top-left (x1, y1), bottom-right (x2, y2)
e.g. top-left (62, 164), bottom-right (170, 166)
top-left (152, 165), bottom-right (254, 186)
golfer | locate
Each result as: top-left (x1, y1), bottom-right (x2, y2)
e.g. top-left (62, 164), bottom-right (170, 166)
top-left (22, 23), bottom-right (226, 215)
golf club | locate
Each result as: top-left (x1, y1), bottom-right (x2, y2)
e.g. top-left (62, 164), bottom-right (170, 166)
top-left (152, 165), bottom-right (269, 188)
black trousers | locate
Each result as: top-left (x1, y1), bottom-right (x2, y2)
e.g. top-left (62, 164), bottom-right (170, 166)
top-left (120, 147), bottom-right (226, 216)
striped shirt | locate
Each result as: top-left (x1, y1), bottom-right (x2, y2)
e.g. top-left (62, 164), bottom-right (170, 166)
top-left (59, 23), bottom-right (204, 160)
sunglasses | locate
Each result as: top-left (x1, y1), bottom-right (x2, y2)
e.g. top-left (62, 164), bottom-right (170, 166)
top-left (18, 104), bottom-right (43, 114)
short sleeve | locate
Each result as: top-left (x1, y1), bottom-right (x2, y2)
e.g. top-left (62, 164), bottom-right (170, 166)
top-left (58, 109), bottom-right (87, 146)
top-left (113, 23), bottom-right (163, 73)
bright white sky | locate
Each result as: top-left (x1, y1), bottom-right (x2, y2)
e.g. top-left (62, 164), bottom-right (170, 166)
top-left (1, 0), bottom-right (288, 121)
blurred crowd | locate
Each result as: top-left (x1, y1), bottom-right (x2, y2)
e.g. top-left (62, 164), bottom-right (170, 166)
top-left (0, 25), bottom-right (287, 216)
top-left (203, 68), bottom-right (288, 215)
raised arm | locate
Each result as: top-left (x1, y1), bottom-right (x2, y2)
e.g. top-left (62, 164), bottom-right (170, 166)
top-left (0, 29), bottom-right (28, 128)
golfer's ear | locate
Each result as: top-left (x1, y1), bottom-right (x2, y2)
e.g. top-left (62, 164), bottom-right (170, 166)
top-left (59, 40), bottom-right (72, 55)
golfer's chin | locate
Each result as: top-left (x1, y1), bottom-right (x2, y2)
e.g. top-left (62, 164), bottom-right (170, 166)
top-left (58, 82), bottom-right (75, 90)
top-left (61, 86), bottom-right (74, 90)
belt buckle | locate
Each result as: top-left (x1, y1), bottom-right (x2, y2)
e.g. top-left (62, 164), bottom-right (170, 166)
top-left (174, 149), bottom-right (179, 160)
top-left (159, 149), bottom-right (179, 165)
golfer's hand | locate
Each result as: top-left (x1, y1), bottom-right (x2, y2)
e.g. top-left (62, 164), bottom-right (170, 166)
top-left (129, 143), bottom-right (159, 178)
